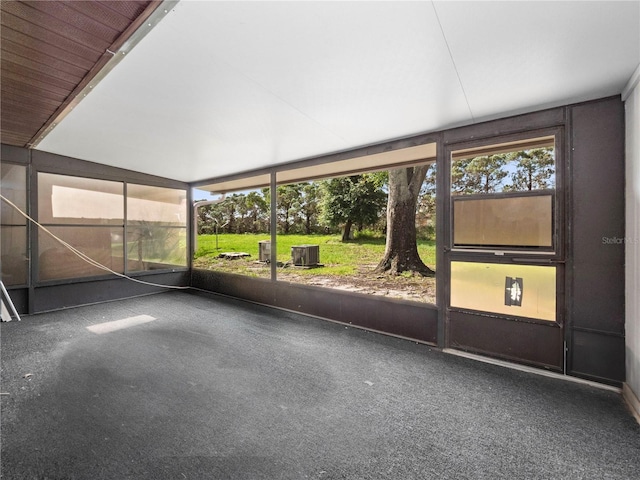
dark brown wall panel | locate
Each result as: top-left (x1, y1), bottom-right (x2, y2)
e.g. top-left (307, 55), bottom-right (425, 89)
top-left (567, 96), bottom-right (625, 384)
top-left (569, 97), bottom-right (625, 334)
top-left (192, 270), bottom-right (438, 345)
top-left (1, 143), bottom-right (30, 164)
top-left (194, 271), bottom-right (276, 306)
top-left (448, 310), bottom-right (564, 371)
top-left (3, 288), bottom-right (28, 315)
top-left (31, 272), bottom-right (189, 313)
top-left (571, 329), bottom-right (625, 385)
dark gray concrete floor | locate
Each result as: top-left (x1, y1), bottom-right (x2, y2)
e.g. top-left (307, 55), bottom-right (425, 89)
top-left (1, 290), bottom-right (639, 479)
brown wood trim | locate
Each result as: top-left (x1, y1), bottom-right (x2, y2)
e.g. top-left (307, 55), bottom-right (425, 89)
top-left (443, 107), bottom-right (566, 145)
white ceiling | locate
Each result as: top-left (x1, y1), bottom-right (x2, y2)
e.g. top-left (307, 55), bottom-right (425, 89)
top-left (35, 0), bottom-right (640, 184)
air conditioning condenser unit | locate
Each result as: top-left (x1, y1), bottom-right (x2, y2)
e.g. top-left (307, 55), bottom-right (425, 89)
top-left (291, 245), bottom-right (319, 267)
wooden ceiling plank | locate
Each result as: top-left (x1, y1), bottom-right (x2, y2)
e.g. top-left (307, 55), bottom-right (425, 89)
top-left (1, 27), bottom-right (94, 75)
top-left (28, 1), bottom-right (121, 44)
top-left (2, 58), bottom-right (78, 91)
top-left (3, 2), bottom-right (110, 55)
top-left (2, 48), bottom-right (83, 83)
top-left (101, 1), bottom-right (153, 21)
top-left (1, 109), bottom-right (52, 127)
top-left (2, 78), bottom-right (69, 108)
top-left (1, 51), bottom-right (81, 89)
top-left (1, 102), bottom-right (52, 121)
top-left (1, 96), bottom-right (63, 116)
top-left (2, 118), bottom-right (52, 135)
top-left (64, 0), bottom-right (137, 32)
top-left (1, 14), bottom-right (104, 65)
top-left (3, 59), bottom-right (78, 91)
top-left (0, 132), bottom-right (32, 146)
top-left (1, 69), bottom-right (73, 99)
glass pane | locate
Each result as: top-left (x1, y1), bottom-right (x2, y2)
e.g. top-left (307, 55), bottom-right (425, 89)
top-left (127, 184), bottom-right (187, 226)
top-left (452, 143), bottom-right (555, 195)
top-left (274, 169), bottom-right (436, 304)
top-left (450, 261), bottom-right (556, 321)
top-left (451, 137), bottom-right (556, 251)
top-left (126, 226), bottom-right (186, 271)
top-left (193, 188), bottom-right (272, 279)
top-left (1, 226), bottom-right (28, 286)
top-left (38, 173), bottom-right (123, 225)
top-left (1, 163), bottom-right (27, 225)
top-left (453, 193), bottom-right (553, 248)
top-left (38, 226), bottom-right (124, 281)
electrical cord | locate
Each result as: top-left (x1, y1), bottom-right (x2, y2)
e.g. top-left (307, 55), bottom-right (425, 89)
top-left (0, 193), bottom-right (190, 290)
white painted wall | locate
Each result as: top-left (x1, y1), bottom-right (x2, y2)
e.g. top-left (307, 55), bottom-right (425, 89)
top-left (624, 66), bottom-right (640, 411)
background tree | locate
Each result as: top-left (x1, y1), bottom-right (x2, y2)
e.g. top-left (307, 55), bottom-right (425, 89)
top-left (220, 194), bottom-right (240, 233)
top-left (506, 148), bottom-right (555, 191)
top-left (196, 201), bottom-right (217, 235)
top-left (299, 182), bottom-right (323, 234)
top-left (196, 200), bottom-right (230, 235)
top-left (376, 165), bottom-right (434, 276)
top-left (233, 194), bottom-right (249, 233)
top-left (245, 190), bottom-right (269, 233)
top-left (321, 174), bottom-right (387, 241)
top-left (452, 154), bottom-right (508, 194)
top-left (276, 184), bottom-right (303, 234)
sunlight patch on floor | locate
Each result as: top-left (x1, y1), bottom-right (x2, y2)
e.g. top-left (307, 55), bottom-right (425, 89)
top-left (86, 314), bottom-right (156, 334)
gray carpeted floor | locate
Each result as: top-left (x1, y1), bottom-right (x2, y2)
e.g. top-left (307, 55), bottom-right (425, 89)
top-left (1, 290), bottom-right (639, 479)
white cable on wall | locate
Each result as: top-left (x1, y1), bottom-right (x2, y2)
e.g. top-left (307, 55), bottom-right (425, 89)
top-left (0, 193), bottom-right (190, 291)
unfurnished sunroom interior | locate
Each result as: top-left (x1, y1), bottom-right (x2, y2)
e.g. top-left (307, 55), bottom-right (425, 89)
top-left (1, 0), bottom-right (640, 470)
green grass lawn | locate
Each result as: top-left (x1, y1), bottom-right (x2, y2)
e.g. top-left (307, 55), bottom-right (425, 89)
top-left (194, 233), bottom-right (436, 277)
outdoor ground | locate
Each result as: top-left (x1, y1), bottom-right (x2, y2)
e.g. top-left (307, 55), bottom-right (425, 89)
top-left (193, 233), bottom-right (437, 304)
top-left (193, 259), bottom-right (437, 304)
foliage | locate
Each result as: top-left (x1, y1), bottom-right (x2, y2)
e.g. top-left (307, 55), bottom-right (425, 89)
top-left (505, 148), bottom-right (555, 191)
top-left (196, 190), bottom-right (270, 235)
top-left (258, 182), bottom-right (326, 235)
top-left (300, 182), bottom-right (323, 234)
top-left (195, 173), bottom-right (389, 241)
top-left (320, 173), bottom-right (387, 241)
top-left (452, 148), bottom-right (555, 194)
top-left (275, 184), bottom-right (302, 234)
top-left (452, 154), bottom-right (509, 194)
top-left (245, 190), bottom-right (269, 232)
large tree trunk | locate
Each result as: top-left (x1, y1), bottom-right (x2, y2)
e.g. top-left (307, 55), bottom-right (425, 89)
top-left (375, 166), bottom-right (435, 276)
